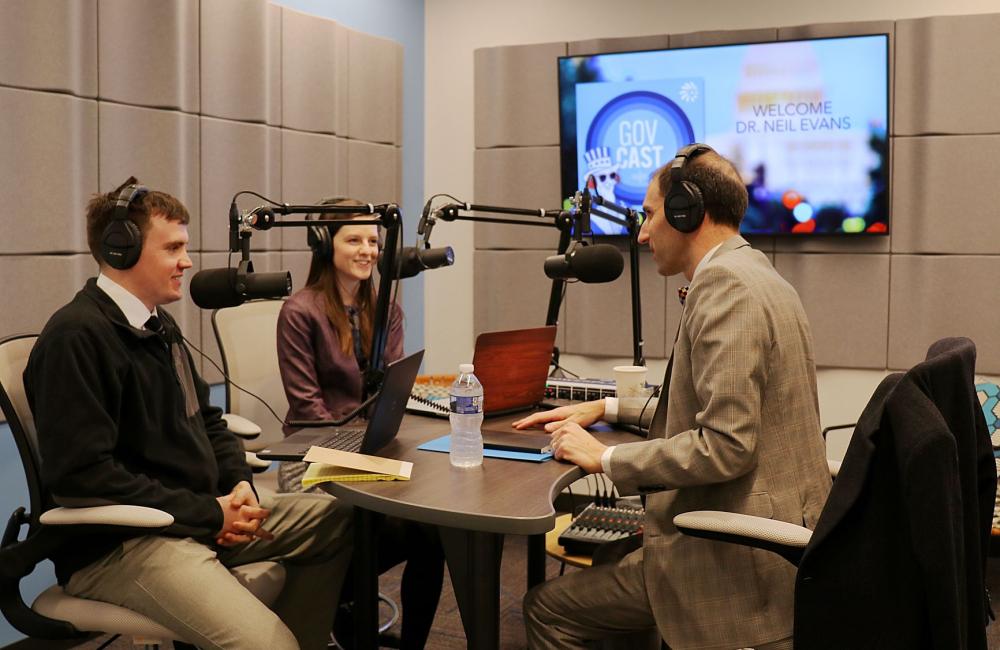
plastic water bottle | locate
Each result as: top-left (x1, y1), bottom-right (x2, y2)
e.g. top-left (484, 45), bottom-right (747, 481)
top-left (449, 363), bottom-right (484, 468)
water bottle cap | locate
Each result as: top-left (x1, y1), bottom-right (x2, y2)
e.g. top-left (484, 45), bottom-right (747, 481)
top-left (458, 363), bottom-right (474, 374)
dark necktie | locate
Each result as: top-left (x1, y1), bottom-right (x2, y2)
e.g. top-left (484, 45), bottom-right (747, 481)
top-left (144, 315), bottom-right (169, 350)
top-left (677, 285), bottom-right (689, 306)
top-left (346, 306), bottom-right (367, 371)
top-left (144, 315), bottom-right (164, 335)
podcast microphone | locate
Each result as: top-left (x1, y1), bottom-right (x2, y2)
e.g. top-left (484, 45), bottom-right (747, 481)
top-left (190, 265), bottom-right (292, 309)
top-left (378, 246), bottom-right (455, 279)
top-left (543, 243), bottom-right (624, 283)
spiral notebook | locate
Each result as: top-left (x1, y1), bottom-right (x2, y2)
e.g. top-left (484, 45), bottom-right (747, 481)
top-left (406, 393), bottom-right (450, 418)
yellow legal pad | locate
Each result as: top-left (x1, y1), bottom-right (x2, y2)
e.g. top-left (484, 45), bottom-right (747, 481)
top-left (301, 446), bottom-right (413, 487)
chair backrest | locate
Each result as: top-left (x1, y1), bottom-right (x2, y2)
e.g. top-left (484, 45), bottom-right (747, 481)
top-left (0, 334), bottom-right (44, 527)
top-left (212, 300), bottom-right (287, 449)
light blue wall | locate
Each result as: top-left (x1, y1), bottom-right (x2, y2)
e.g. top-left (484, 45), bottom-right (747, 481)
top-left (276, 0), bottom-right (427, 355)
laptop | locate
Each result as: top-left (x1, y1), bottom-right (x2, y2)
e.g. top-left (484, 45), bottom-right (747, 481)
top-left (466, 326), bottom-right (559, 448)
top-left (257, 350), bottom-right (424, 461)
top-left (473, 326), bottom-right (557, 416)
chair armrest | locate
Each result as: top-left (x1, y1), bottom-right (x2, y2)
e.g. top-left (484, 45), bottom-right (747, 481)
top-left (821, 422), bottom-right (856, 440)
top-left (223, 413), bottom-right (262, 439)
top-left (673, 510), bottom-right (811, 566)
top-left (40, 505), bottom-right (173, 528)
top-left (245, 451), bottom-right (272, 472)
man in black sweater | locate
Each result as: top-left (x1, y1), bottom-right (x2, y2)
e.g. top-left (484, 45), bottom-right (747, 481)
top-left (24, 179), bottom-right (352, 650)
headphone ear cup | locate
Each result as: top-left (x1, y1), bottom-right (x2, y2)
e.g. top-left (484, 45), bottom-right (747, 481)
top-left (100, 213), bottom-right (143, 269)
top-left (664, 180), bottom-right (705, 234)
top-left (307, 224), bottom-right (332, 260)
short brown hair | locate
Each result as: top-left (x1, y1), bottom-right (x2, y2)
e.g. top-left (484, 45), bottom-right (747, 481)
top-left (85, 177), bottom-right (190, 266)
top-left (654, 149), bottom-right (748, 230)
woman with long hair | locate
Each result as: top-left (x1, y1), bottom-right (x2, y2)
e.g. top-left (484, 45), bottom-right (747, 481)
top-left (276, 197), bottom-right (443, 648)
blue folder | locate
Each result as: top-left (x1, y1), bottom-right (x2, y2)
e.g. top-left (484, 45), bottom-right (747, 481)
top-left (418, 434), bottom-right (553, 463)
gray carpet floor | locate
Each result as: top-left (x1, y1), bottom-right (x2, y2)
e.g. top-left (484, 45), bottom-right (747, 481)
top-left (21, 536), bottom-right (1000, 649)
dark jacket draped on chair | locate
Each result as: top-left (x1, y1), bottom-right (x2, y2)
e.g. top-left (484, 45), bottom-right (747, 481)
top-left (795, 337), bottom-right (995, 649)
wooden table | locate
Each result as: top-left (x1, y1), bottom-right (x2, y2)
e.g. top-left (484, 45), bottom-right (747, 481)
top-left (322, 412), bottom-right (638, 649)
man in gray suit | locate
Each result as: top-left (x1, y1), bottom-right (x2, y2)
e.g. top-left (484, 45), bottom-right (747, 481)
top-left (515, 145), bottom-right (831, 650)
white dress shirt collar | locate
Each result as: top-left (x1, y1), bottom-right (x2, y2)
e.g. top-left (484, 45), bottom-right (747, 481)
top-left (96, 274), bottom-right (157, 330)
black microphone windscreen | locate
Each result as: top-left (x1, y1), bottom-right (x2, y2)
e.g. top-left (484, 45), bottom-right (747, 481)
top-left (568, 244), bottom-right (625, 283)
top-left (378, 246), bottom-right (455, 279)
top-left (190, 268), bottom-right (243, 309)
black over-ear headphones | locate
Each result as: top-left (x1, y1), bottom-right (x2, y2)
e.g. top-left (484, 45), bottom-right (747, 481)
top-left (306, 196), bottom-right (351, 262)
top-left (101, 182), bottom-right (149, 269)
top-left (663, 143), bottom-right (714, 234)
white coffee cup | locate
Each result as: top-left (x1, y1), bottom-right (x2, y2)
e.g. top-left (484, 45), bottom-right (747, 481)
top-left (613, 365), bottom-right (648, 398)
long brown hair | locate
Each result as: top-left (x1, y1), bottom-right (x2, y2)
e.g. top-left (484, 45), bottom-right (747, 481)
top-left (304, 197), bottom-right (378, 359)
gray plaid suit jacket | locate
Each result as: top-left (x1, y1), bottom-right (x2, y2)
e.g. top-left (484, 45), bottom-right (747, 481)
top-left (608, 235), bottom-right (831, 649)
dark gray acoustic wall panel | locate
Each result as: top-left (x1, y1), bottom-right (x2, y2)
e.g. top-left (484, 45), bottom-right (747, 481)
top-left (348, 30), bottom-right (403, 145)
top-left (281, 7), bottom-right (348, 135)
top-left (98, 0), bottom-right (199, 112)
top-left (568, 35), bottom-right (670, 57)
top-left (891, 134), bottom-right (1000, 255)
top-left (281, 130), bottom-right (348, 239)
top-left (669, 27), bottom-right (777, 48)
top-left (473, 147), bottom-right (563, 251)
top-left (0, 0), bottom-right (97, 96)
top-left (200, 118), bottom-right (282, 252)
top-left (201, 0), bottom-right (282, 125)
top-left (473, 250), bottom-right (566, 351)
top-left (474, 13), bottom-right (1000, 370)
top-left (889, 255), bottom-right (1000, 372)
top-left (775, 253), bottom-right (890, 368)
top-left (98, 103), bottom-right (201, 250)
top-left (474, 42), bottom-right (566, 148)
top-left (563, 251), bottom-right (671, 359)
top-left (347, 140), bottom-right (401, 204)
top-left (0, 88), bottom-right (97, 254)
top-left (0, 255), bottom-right (96, 336)
top-left (895, 14), bottom-right (1000, 136)
top-left (1, 2), bottom-right (404, 389)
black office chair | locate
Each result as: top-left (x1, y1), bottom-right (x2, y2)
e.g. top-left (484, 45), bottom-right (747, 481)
top-left (0, 333), bottom-right (285, 646)
top-left (674, 337), bottom-right (995, 649)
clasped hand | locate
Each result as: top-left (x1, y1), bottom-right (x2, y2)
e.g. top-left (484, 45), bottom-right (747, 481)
top-left (215, 480), bottom-right (273, 547)
top-left (512, 400), bottom-right (608, 474)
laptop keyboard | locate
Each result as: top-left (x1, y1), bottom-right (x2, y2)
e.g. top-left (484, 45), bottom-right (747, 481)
top-left (315, 428), bottom-right (367, 452)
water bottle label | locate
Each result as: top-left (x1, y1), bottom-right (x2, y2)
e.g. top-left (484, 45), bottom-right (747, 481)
top-left (450, 395), bottom-right (482, 414)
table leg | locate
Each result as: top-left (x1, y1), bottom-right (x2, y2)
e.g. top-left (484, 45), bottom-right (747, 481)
top-left (353, 508), bottom-right (379, 650)
top-left (527, 533), bottom-right (546, 588)
top-left (439, 526), bottom-right (504, 650)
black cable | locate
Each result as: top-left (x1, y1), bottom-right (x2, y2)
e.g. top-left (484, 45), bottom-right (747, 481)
top-left (180, 332), bottom-right (286, 426)
top-left (180, 332), bottom-right (377, 429)
top-left (637, 384), bottom-right (661, 434)
top-left (548, 360), bottom-right (580, 379)
top-left (230, 190), bottom-right (284, 207)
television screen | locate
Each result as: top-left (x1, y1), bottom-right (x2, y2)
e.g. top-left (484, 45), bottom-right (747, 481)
top-left (558, 34), bottom-right (890, 236)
